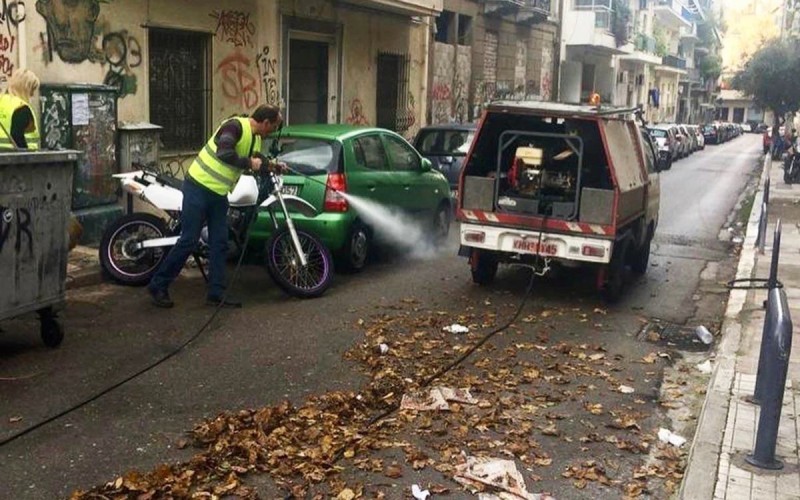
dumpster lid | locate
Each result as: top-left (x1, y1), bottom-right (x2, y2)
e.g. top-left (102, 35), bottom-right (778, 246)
top-left (0, 150), bottom-right (82, 165)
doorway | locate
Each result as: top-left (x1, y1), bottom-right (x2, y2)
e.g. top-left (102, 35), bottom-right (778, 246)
top-left (288, 39), bottom-right (329, 124)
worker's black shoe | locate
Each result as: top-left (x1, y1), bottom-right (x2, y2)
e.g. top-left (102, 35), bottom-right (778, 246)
top-left (148, 287), bottom-right (174, 308)
top-left (206, 295), bottom-right (242, 308)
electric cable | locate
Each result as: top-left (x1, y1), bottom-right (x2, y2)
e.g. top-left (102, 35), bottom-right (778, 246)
top-left (0, 197), bottom-right (259, 448)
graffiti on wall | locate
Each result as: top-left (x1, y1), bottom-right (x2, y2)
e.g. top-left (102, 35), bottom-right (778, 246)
top-left (345, 98), bottom-right (368, 126)
top-left (35, 0), bottom-right (101, 63)
top-left (210, 10), bottom-right (254, 48)
top-left (0, 0), bottom-right (26, 84)
top-left (256, 46), bottom-right (279, 106)
top-left (540, 45), bottom-right (553, 100)
top-left (40, 90), bottom-right (68, 150)
top-left (217, 50), bottom-right (260, 110)
top-left (101, 30), bottom-right (140, 97)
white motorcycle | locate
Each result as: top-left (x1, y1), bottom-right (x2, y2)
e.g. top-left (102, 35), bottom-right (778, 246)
top-left (99, 164), bottom-right (333, 298)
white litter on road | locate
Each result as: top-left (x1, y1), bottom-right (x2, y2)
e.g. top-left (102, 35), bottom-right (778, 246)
top-left (696, 360), bottom-right (713, 374)
top-left (411, 484), bottom-right (430, 500)
top-left (400, 387), bottom-right (478, 411)
top-left (618, 385), bottom-right (635, 394)
top-left (443, 324), bottom-right (470, 334)
top-left (454, 455), bottom-right (554, 500)
top-left (658, 428), bottom-right (687, 447)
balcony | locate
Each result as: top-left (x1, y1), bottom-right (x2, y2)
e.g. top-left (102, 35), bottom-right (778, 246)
top-left (654, 0), bottom-right (692, 29)
top-left (664, 54), bottom-right (686, 69)
top-left (484, 0), bottom-right (524, 17)
top-left (573, 0), bottom-right (612, 11)
top-left (680, 22), bottom-right (699, 40)
top-left (345, 0), bottom-right (442, 16)
top-left (681, 67), bottom-right (701, 83)
top-left (564, 4), bottom-right (630, 55)
top-left (517, 0), bottom-right (551, 23)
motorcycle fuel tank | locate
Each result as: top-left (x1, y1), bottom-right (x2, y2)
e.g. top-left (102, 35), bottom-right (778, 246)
top-left (228, 176), bottom-right (258, 207)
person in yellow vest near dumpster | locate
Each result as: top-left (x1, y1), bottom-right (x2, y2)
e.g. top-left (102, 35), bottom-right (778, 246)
top-left (147, 104), bottom-right (285, 309)
top-left (0, 69), bottom-right (40, 150)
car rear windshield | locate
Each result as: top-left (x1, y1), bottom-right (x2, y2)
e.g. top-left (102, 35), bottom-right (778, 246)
top-left (265, 138), bottom-right (340, 175)
top-left (415, 129), bottom-right (475, 155)
top-left (650, 129), bottom-right (667, 138)
top-left (703, 125), bottom-right (716, 133)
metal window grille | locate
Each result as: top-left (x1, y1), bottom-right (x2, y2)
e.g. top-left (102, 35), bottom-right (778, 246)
top-left (148, 29), bottom-right (211, 152)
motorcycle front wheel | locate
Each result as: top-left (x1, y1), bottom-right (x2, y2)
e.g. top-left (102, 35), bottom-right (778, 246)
top-left (265, 227), bottom-right (333, 298)
top-left (100, 213), bottom-right (169, 286)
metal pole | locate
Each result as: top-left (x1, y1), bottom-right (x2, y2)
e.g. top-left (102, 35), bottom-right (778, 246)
top-left (769, 220), bottom-right (782, 289)
top-left (765, 177), bottom-right (771, 206)
top-left (753, 220), bottom-right (783, 403)
top-left (747, 287), bottom-right (793, 470)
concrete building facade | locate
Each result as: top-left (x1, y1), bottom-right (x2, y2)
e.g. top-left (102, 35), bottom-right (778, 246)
top-left (427, 0), bottom-right (559, 124)
top-left (4, 0), bottom-right (442, 239)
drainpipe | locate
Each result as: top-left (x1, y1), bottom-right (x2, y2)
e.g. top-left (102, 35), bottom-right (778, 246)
top-left (553, 0), bottom-right (564, 101)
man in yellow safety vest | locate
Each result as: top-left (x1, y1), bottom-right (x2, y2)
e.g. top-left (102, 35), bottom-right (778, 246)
top-left (148, 104), bottom-right (284, 308)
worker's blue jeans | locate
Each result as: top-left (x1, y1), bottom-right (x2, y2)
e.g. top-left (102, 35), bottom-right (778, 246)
top-left (149, 177), bottom-right (229, 299)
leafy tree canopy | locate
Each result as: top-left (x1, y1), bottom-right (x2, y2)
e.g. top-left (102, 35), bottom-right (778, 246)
top-left (732, 41), bottom-right (800, 125)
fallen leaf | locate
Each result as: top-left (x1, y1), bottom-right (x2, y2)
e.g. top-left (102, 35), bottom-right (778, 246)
top-left (336, 488), bottom-right (356, 500)
top-left (384, 464), bottom-right (403, 479)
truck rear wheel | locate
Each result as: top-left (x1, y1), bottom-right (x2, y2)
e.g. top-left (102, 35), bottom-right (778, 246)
top-left (471, 251), bottom-right (498, 285)
top-left (603, 240), bottom-right (629, 303)
top-left (630, 234), bottom-right (652, 275)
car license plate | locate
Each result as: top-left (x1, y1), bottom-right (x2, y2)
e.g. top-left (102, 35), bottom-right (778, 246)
top-left (281, 185), bottom-right (299, 196)
top-left (512, 238), bottom-right (558, 255)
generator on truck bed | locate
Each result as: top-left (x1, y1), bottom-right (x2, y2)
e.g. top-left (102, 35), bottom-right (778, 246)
top-left (456, 102), bottom-right (662, 301)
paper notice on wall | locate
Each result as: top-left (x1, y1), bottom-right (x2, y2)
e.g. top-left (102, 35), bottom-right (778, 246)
top-left (71, 94), bottom-right (90, 126)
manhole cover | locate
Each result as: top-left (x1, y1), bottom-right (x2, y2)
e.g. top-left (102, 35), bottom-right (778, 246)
top-left (638, 320), bottom-right (713, 351)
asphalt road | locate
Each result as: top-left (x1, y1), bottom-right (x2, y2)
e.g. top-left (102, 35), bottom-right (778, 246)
top-left (0, 134), bottom-right (763, 499)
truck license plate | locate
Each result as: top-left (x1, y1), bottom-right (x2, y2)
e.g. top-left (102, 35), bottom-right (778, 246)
top-left (512, 239), bottom-right (558, 255)
top-left (281, 185), bottom-right (299, 196)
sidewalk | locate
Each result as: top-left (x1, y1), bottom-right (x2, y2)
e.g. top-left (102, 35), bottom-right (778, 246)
top-left (682, 157), bottom-right (800, 500)
top-left (65, 246), bottom-right (104, 290)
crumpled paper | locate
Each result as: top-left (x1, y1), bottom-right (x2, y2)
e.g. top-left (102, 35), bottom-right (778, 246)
top-left (400, 387), bottom-right (478, 411)
top-left (454, 455), bottom-right (555, 500)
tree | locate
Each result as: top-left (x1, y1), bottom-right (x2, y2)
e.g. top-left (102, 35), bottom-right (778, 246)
top-left (732, 41), bottom-right (800, 129)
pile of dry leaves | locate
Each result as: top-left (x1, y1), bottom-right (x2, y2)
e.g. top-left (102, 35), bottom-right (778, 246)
top-left (71, 300), bottom-right (687, 499)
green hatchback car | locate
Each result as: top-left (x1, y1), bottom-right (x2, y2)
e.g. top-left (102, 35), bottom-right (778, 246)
top-left (249, 125), bottom-right (452, 271)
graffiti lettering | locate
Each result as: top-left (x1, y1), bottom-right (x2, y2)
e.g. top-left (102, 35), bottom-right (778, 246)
top-left (41, 91), bottom-right (68, 150)
top-left (430, 84), bottom-right (451, 101)
top-left (0, 0), bottom-right (24, 31)
top-left (210, 10), bottom-right (254, 48)
top-left (0, 206), bottom-right (32, 257)
top-left (0, 33), bottom-right (15, 82)
top-left (101, 30), bottom-right (141, 97)
top-left (345, 98), bottom-right (368, 126)
top-left (256, 46), bottom-right (279, 106)
top-left (216, 51), bottom-right (259, 110)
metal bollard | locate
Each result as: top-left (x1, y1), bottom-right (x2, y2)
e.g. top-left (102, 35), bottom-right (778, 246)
top-left (764, 177), bottom-right (770, 206)
top-left (746, 287), bottom-right (793, 470)
top-left (753, 221), bottom-right (783, 404)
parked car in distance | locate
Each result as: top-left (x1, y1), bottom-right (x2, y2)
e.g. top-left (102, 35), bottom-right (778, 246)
top-left (703, 123), bottom-right (721, 144)
top-left (252, 125), bottom-right (452, 272)
top-left (691, 125), bottom-right (705, 149)
top-left (648, 125), bottom-right (678, 169)
top-left (413, 123), bottom-right (477, 205)
top-left (677, 124), bottom-right (697, 154)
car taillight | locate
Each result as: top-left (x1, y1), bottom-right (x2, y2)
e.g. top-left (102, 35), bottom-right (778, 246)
top-left (324, 173), bottom-right (348, 212)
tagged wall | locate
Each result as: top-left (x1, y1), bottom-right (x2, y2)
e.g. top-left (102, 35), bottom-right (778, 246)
top-left (26, 0), bottom-right (270, 137)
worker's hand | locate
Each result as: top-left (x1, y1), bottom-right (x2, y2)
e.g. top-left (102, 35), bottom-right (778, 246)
top-left (267, 160), bottom-right (289, 174)
top-left (251, 156), bottom-right (263, 172)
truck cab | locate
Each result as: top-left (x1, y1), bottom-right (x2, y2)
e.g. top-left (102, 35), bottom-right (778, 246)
top-left (456, 102), bottom-right (661, 301)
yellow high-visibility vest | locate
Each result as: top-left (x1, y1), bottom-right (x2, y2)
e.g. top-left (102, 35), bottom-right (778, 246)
top-left (0, 94), bottom-right (39, 150)
top-left (187, 117), bottom-right (261, 195)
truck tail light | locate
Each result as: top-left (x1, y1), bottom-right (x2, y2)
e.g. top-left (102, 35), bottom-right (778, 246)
top-left (464, 231), bottom-right (485, 243)
top-left (582, 245), bottom-right (605, 257)
top-left (323, 173), bottom-right (348, 212)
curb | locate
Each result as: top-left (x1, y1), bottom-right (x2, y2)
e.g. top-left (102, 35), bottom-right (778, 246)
top-left (66, 265), bottom-right (105, 290)
top-left (679, 154), bottom-right (769, 500)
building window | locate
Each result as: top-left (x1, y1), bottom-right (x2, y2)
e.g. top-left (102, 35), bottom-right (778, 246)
top-left (458, 14), bottom-right (473, 45)
top-left (435, 11), bottom-right (456, 43)
top-left (148, 28), bottom-right (211, 152)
